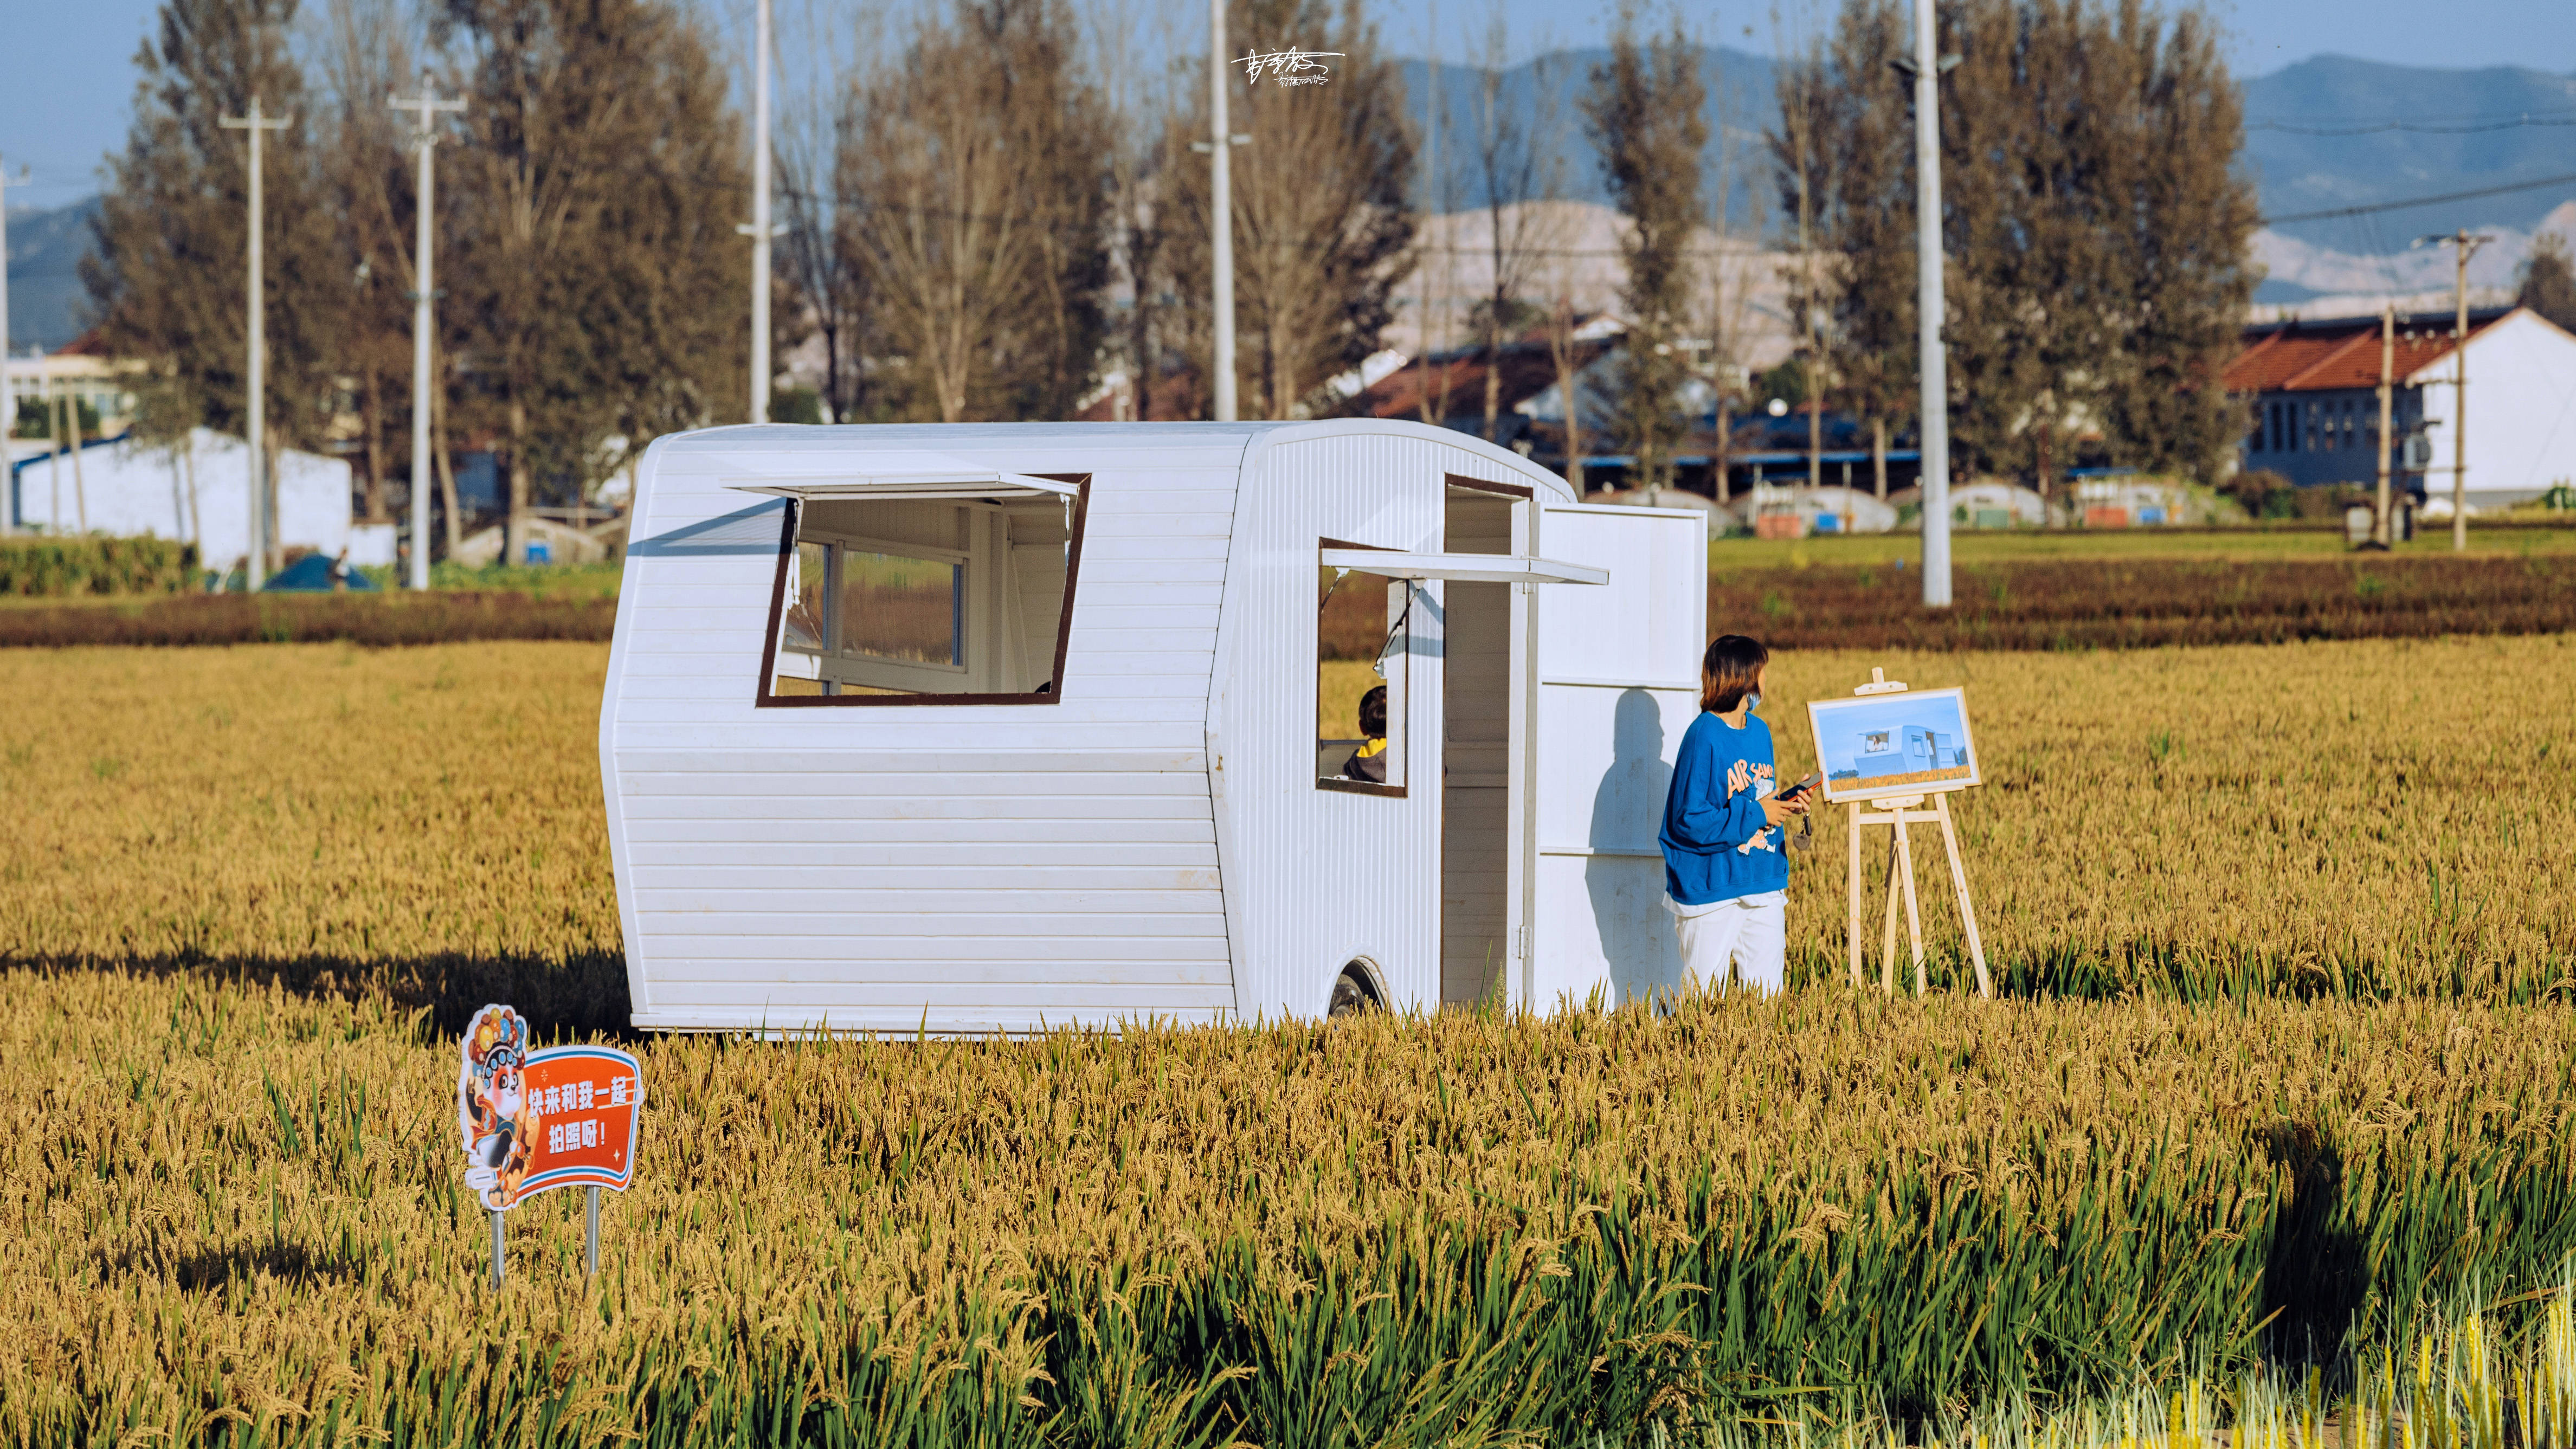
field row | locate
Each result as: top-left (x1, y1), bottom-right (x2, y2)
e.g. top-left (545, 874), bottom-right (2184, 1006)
top-left (7, 967), bottom-right (2571, 1445)
top-left (1332, 553), bottom-right (2576, 660)
top-left (5, 636), bottom-right (2574, 1444)
top-left (4, 552), bottom-right (2571, 655)
top-left (4, 637), bottom-right (2568, 1007)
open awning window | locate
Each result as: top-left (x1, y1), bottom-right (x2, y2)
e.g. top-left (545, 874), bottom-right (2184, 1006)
top-left (727, 452), bottom-right (1079, 505)
top-left (1317, 548), bottom-right (1607, 587)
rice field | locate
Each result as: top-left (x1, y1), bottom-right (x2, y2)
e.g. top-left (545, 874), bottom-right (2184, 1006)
top-left (5, 636), bottom-right (2575, 1445)
top-left (7, 964), bottom-right (2574, 1446)
top-left (13, 635), bottom-right (2535, 1015)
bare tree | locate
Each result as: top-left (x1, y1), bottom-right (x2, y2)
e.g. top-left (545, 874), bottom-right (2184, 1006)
top-left (1542, 275), bottom-right (1588, 492)
top-left (317, 0), bottom-right (419, 525)
top-left (1773, 28), bottom-right (1834, 495)
top-left (1166, 0), bottom-right (1416, 420)
top-left (1465, 8), bottom-right (1567, 442)
top-left (1412, 0), bottom-right (1452, 429)
top-left (1090, 0), bottom-right (1182, 421)
top-left (1582, 2), bottom-right (1706, 491)
top-left (774, 1), bottom-right (875, 424)
top-left (1689, 41), bottom-right (1763, 506)
top-left (842, 0), bottom-right (1112, 422)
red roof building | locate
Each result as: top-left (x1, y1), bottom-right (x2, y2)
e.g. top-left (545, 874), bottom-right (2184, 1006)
top-left (2223, 307), bottom-right (2510, 491)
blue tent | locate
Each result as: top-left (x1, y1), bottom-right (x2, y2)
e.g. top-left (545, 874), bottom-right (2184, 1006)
top-left (262, 553), bottom-right (378, 591)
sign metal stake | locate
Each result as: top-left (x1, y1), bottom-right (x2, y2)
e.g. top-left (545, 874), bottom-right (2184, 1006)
top-left (490, 1208), bottom-right (505, 1290)
top-left (585, 1186), bottom-right (600, 1277)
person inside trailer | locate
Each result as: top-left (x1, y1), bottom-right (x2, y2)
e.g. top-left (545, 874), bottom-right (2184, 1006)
top-left (1342, 685), bottom-right (1390, 783)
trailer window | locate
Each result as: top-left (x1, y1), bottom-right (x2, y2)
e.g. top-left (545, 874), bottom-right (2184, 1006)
top-left (760, 480), bottom-right (1087, 706)
top-left (1316, 546), bottom-right (1409, 796)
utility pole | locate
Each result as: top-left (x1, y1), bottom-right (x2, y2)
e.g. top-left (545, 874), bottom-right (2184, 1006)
top-left (1205, 0), bottom-right (1239, 421)
top-left (1907, 0), bottom-right (1954, 607)
top-left (2414, 229), bottom-right (2491, 551)
top-left (393, 78), bottom-right (464, 592)
top-left (0, 157), bottom-right (25, 528)
top-left (740, 0), bottom-right (773, 424)
top-left (221, 98), bottom-right (291, 590)
top-left (2372, 303), bottom-right (2394, 549)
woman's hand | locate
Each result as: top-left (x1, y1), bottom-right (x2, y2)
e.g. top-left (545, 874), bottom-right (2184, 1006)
top-left (1760, 792), bottom-right (1810, 828)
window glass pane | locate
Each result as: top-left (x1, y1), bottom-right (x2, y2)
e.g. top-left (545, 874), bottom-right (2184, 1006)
top-left (762, 490), bottom-right (1080, 705)
top-left (782, 542), bottom-right (828, 653)
top-left (840, 551), bottom-right (962, 666)
top-left (1317, 558), bottom-right (1406, 790)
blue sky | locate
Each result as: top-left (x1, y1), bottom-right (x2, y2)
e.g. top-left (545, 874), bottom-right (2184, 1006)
top-left (7, 0), bottom-right (2574, 209)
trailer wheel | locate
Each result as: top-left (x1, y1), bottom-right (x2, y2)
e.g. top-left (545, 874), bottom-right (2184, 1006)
top-left (1328, 962), bottom-right (1383, 1018)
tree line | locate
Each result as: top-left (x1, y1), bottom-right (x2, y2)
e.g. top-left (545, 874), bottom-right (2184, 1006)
top-left (1769, 0), bottom-right (2257, 507)
top-left (85, 0), bottom-right (2259, 566)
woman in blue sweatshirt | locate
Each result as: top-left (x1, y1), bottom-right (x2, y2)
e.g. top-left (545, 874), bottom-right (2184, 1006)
top-left (1660, 635), bottom-right (1808, 995)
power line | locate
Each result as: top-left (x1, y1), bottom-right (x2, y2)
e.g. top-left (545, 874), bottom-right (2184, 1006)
top-left (2250, 114), bottom-right (2576, 137)
top-left (2262, 170), bottom-right (2576, 226)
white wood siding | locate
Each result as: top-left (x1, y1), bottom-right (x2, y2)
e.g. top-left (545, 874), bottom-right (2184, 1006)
top-left (1530, 503), bottom-right (1708, 1010)
top-left (602, 424), bottom-right (1266, 1034)
top-left (1212, 427), bottom-right (1575, 1020)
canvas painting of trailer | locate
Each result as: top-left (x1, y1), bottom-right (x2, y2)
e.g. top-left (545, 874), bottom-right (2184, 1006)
top-left (1807, 687), bottom-right (1981, 804)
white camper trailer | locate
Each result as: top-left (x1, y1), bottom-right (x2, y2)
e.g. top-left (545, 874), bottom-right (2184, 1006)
top-left (600, 421), bottom-right (1706, 1033)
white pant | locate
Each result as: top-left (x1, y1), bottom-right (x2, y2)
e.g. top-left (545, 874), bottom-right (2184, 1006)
top-left (1667, 892), bottom-right (1787, 996)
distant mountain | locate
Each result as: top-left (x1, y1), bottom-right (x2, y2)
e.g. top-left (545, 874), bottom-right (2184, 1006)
top-left (1397, 47), bottom-right (1778, 225)
top-left (2243, 55), bottom-right (2576, 249)
top-left (1400, 47), bottom-right (2576, 311)
top-left (4, 196), bottom-right (98, 352)
top-left (15, 51), bottom-right (2573, 348)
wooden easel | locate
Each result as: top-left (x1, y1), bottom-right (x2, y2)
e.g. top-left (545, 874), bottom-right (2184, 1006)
top-left (1838, 670), bottom-right (1992, 998)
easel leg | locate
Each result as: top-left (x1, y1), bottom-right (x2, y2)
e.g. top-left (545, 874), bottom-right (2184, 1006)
top-left (1847, 804), bottom-right (1864, 988)
top-left (1935, 794), bottom-right (1993, 999)
top-left (1893, 810), bottom-right (1927, 996)
top-left (1880, 830), bottom-right (1902, 995)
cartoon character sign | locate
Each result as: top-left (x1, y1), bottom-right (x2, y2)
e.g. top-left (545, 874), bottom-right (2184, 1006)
top-left (459, 1003), bottom-right (536, 1208)
top-left (458, 1002), bottom-right (646, 1213)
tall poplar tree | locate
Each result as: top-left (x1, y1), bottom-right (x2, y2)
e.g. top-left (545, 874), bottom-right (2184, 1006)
top-left (1782, 0), bottom-right (1915, 498)
top-left (2091, 4), bottom-right (2261, 481)
top-left (1797, 0), bottom-right (2255, 495)
top-left (1468, 20), bottom-right (1568, 443)
top-left (317, 0), bottom-right (421, 526)
top-left (440, 0), bottom-right (745, 563)
top-left (2521, 233), bottom-right (2576, 336)
top-left (86, 0), bottom-right (339, 467)
top-left (1583, 8), bottom-right (1706, 492)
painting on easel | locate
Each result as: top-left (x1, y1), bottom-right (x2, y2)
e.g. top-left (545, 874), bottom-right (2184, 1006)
top-left (1808, 687), bottom-right (1980, 805)
top-left (1812, 673), bottom-right (1992, 999)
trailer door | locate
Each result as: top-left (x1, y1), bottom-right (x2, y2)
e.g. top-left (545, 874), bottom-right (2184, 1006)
top-left (1526, 502), bottom-right (1707, 1012)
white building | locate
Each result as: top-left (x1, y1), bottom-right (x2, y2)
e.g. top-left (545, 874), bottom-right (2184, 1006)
top-left (8, 427), bottom-right (357, 570)
top-left (2227, 306), bottom-right (2576, 508)
top-left (4, 341), bottom-right (141, 439)
top-left (599, 420), bottom-right (1709, 1035)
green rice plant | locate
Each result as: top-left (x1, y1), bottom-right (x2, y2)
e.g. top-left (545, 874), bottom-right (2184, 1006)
top-left (0, 536), bottom-right (199, 597)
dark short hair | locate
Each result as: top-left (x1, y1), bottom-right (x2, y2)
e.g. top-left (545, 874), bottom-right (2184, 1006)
top-left (1358, 684), bottom-right (1388, 737)
top-left (1701, 635), bottom-right (1769, 713)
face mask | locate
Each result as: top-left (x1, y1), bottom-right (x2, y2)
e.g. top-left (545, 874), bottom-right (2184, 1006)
top-left (1741, 691), bottom-right (1762, 713)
